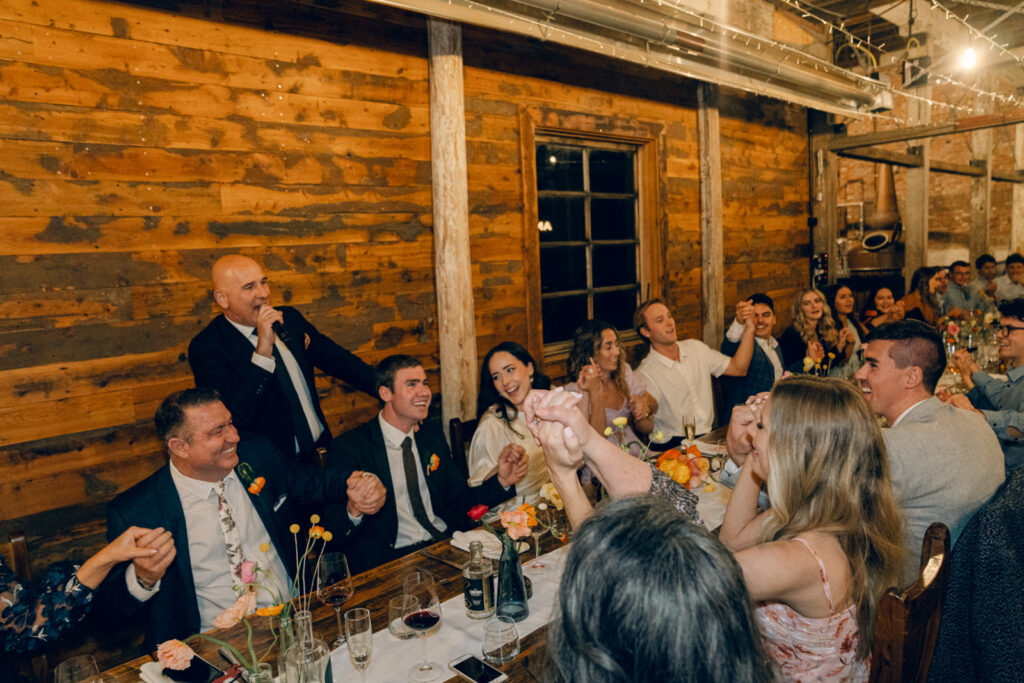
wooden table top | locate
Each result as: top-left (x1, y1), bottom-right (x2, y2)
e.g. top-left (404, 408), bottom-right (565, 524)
top-left (102, 533), bottom-right (566, 683)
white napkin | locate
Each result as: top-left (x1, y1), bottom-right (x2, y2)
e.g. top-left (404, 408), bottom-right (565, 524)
top-left (694, 438), bottom-right (727, 456)
top-left (139, 662), bottom-right (175, 683)
top-left (450, 529), bottom-right (527, 559)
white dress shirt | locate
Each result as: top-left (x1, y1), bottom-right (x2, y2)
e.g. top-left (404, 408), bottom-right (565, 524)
top-left (637, 340), bottom-right (731, 438)
top-left (377, 414), bottom-right (448, 549)
top-left (127, 463), bottom-right (292, 632)
top-left (226, 317), bottom-right (323, 453)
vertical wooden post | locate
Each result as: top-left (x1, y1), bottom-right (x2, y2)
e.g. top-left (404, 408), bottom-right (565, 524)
top-left (904, 143), bottom-right (930, 280)
top-left (427, 18), bottom-right (477, 427)
top-left (698, 83), bottom-right (724, 347)
top-left (969, 116), bottom-right (992, 259)
top-left (1012, 124), bottom-right (1024, 256)
top-left (810, 111), bottom-right (838, 289)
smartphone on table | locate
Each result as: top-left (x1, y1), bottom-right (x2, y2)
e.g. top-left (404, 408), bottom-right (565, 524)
top-left (448, 654), bottom-right (509, 683)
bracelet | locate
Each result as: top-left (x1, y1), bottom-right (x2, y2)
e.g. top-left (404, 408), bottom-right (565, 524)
top-left (136, 575), bottom-right (156, 591)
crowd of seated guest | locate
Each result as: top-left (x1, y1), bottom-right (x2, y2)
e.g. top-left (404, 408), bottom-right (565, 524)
top-left (19, 249), bottom-right (1024, 683)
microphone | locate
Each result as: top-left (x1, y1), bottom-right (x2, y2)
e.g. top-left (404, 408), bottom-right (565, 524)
top-left (271, 320), bottom-right (292, 346)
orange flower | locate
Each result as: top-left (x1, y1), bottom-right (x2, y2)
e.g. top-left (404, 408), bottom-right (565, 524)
top-left (429, 454), bottom-right (440, 472)
top-left (684, 444), bottom-right (702, 459)
top-left (309, 525), bottom-right (325, 538)
top-left (157, 640), bottom-right (195, 671)
top-left (656, 448), bottom-right (683, 467)
top-left (516, 503), bottom-right (538, 527)
top-left (248, 482), bottom-right (262, 494)
top-left (255, 603), bottom-right (284, 617)
top-left (499, 509), bottom-right (533, 539)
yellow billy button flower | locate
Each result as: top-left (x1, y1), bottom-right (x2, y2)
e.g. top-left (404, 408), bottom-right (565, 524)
top-left (259, 543), bottom-right (270, 553)
top-left (322, 531), bottom-right (333, 542)
top-left (309, 514), bottom-right (321, 524)
top-left (612, 416), bottom-right (629, 427)
top-left (289, 524), bottom-right (300, 534)
top-left (603, 426), bottom-right (613, 436)
top-left (652, 430), bottom-right (664, 442)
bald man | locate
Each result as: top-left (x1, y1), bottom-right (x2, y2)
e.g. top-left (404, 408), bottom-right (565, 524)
top-left (187, 255), bottom-right (375, 462)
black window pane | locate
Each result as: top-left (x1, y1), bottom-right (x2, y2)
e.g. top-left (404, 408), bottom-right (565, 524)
top-left (594, 289), bottom-right (638, 332)
top-left (542, 295), bottom-right (588, 344)
top-left (537, 145), bottom-right (583, 191)
top-left (540, 246), bottom-right (587, 293)
top-left (591, 198), bottom-right (636, 240)
top-left (592, 245), bottom-right (636, 287)
top-left (538, 196), bottom-right (585, 243)
top-left (589, 150), bottom-right (634, 193)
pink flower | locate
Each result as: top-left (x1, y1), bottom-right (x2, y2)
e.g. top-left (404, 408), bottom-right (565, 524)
top-left (467, 504), bottom-right (489, 521)
top-left (239, 560), bottom-right (256, 584)
top-left (213, 590), bottom-right (257, 629)
top-left (157, 640), bottom-right (195, 671)
top-left (499, 509), bottom-right (532, 540)
top-left (948, 322), bottom-right (961, 336)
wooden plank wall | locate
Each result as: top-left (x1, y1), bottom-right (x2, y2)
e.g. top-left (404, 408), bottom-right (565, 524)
top-left (0, 0), bottom-right (810, 666)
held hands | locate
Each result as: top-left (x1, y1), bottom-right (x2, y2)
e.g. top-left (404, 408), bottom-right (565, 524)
top-left (627, 394), bottom-right (650, 421)
top-left (254, 304), bottom-right (284, 357)
top-left (522, 388), bottom-right (591, 453)
top-left (536, 419), bottom-right (584, 478)
top-left (132, 527), bottom-right (177, 588)
top-left (77, 526), bottom-right (167, 590)
top-left (947, 393), bottom-right (983, 415)
top-left (346, 471), bottom-right (386, 518)
top-left (735, 300), bottom-right (755, 329)
top-left (496, 444), bottom-right (528, 488)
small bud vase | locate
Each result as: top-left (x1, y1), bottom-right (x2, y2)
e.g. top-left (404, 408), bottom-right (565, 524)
top-left (495, 533), bottom-right (529, 622)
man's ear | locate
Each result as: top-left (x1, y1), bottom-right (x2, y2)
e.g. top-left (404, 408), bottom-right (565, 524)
top-left (167, 436), bottom-right (188, 459)
top-left (639, 325), bottom-right (651, 341)
top-left (213, 289), bottom-right (228, 311)
top-left (378, 385), bottom-right (393, 403)
top-left (904, 365), bottom-right (924, 389)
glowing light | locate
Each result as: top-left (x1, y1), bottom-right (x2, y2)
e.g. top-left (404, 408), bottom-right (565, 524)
top-left (959, 48), bottom-right (977, 69)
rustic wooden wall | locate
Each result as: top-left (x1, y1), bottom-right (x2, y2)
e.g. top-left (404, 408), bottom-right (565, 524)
top-left (0, 0), bottom-right (810, 668)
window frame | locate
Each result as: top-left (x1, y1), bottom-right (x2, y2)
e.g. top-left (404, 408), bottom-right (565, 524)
top-left (520, 111), bottom-right (663, 365)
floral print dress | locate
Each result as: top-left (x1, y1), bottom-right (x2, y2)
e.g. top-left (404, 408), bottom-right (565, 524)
top-left (1, 558), bottom-right (93, 653)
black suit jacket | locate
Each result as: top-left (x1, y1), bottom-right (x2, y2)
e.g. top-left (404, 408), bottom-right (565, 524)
top-left (720, 334), bottom-right (783, 410)
top-left (98, 438), bottom-right (353, 650)
top-left (188, 307), bottom-right (375, 459)
top-left (323, 417), bottom-right (514, 573)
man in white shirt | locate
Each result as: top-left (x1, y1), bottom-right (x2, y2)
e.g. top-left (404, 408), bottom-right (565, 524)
top-left (101, 388), bottom-right (385, 649)
top-left (633, 298), bottom-right (755, 448)
top-left (854, 320), bottom-right (1004, 584)
top-left (324, 355), bottom-right (529, 572)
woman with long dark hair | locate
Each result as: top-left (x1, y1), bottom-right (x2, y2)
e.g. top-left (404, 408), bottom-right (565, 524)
top-left (899, 267), bottom-right (944, 326)
top-left (825, 284), bottom-right (868, 378)
top-left (468, 342), bottom-right (552, 509)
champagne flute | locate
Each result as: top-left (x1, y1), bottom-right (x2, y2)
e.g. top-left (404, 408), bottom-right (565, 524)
top-left (402, 569), bottom-right (442, 682)
top-left (316, 552), bottom-right (354, 648)
top-left (682, 414), bottom-right (696, 445)
top-left (344, 607), bottom-right (373, 683)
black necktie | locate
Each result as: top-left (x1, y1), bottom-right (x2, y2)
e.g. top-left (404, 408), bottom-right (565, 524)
top-left (401, 437), bottom-right (444, 538)
top-left (252, 329), bottom-right (315, 455)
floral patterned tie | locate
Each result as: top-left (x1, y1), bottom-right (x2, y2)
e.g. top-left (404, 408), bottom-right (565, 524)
top-left (214, 479), bottom-right (247, 591)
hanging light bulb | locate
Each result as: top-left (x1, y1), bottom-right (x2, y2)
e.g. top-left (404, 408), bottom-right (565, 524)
top-left (958, 47), bottom-right (977, 69)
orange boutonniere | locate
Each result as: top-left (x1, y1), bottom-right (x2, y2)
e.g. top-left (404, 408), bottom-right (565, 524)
top-left (247, 476), bottom-right (266, 495)
top-left (428, 454), bottom-right (440, 472)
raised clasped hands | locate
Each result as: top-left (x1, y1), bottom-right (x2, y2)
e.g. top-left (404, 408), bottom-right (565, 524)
top-left (496, 443), bottom-right (528, 488)
top-left (132, 527), bottom-right (177, 588)
top-left (952, 349), bottom-right (980, 378)
top-left (522, 388), bottom-right (589, 474)
top-left (346, 470), bottom-right (387, 518)
top-left (734, 300), bottom-right (754, 328)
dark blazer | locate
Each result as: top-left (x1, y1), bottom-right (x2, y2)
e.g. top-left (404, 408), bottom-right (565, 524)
top-left (188, 306), bottom-right (376, 460)
top-left (98, 438), bottom-right (353, 650)
top-left (720, 334), bottom-right (783, 410)
top-left (778, 325), bottom-right (842, 373)
top-left (323, 417), bottom-right (514, 573)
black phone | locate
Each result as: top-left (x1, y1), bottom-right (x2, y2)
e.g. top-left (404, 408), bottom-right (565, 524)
top-left (162, 653), bottom-right (239, 683)
top-left (448, 654), bottom-right (509, 683)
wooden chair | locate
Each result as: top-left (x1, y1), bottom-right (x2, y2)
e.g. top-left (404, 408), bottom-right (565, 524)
top-left (1, 531), bottom-right (51, 682)
top-left (869, 522), bottom-right (950, 683)
top-left (448, 417), bottom-right (478, 481)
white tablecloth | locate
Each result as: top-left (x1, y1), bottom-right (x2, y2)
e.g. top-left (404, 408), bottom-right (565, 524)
top-left (329, 545), bottom-right (569, 682)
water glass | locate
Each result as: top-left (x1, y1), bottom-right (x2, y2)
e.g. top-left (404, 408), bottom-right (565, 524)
top-left (482, 617), bottom-right (520, 665)
top-left (388, 595), bottom-right (417, 639)
top-left (55, 655), bottom-right (103, 683)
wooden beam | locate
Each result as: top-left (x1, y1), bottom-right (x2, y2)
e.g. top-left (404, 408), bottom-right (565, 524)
top-left (698, 82), bottom-right (724, 348)
top-left (836, 146), bottom-right (1024, 182)
top-left (1012, 124), bottom-right (1024, 255)
top-left (809, 111), bottom-right (839, 287)
top-left (829, 112), bottom-right (1024, 151)
top-left (427, 18), bottom-right (478, 427)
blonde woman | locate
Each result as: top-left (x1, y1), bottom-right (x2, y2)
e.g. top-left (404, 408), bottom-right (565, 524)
top-left (778, 288), bottom-right (849, 373)
top-left (719, 377), bottom-right (905, 680)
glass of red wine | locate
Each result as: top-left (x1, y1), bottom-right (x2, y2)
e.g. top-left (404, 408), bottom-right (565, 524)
top-left (401, 569), bottom-right (442, 681)
top-left (316, 552), bottom-right (354, 649)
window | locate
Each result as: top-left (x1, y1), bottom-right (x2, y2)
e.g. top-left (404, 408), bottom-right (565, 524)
top-left (536, 140), bottom-right (640, 349)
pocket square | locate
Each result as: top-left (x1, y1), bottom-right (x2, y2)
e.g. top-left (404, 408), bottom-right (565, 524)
top-left (273, 494), bottom-right (288, 511)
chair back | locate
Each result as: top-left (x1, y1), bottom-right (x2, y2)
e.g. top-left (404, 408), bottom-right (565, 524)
top-left (870, 522), bottom-right (950, 683)
top-left (448, 417), bottom-right (478, 480)
top-left (0, 530), bottom-right (32, 580)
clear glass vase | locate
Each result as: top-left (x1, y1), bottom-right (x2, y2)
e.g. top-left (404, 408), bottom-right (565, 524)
top-left (495, 533), bottom-right (529, 622)
top-left (282, 609), bottom-right (330, 683)
top-left (248, 663), bottom-right (275, 683)
top-left (276, 612), bottom-right (295, 679)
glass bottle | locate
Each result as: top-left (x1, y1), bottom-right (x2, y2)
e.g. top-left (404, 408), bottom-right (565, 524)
top-left (462, 540), bottom-right (495, 619)
top-left (495, 534), bottom-right (529, 622)
top-left (283, 609), bottom-right (330, 683)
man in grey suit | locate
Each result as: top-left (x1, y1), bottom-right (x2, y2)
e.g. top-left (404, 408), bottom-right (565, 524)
top-left (854, 320), bottom-right (1005, 584)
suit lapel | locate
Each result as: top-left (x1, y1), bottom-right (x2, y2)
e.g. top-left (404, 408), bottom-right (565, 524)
top-left (155, 467), bottom-right (198, 624)
top-left (214, 314), bottom-right (260, 378)
top-left (415, 430), bottom-right (441, 500)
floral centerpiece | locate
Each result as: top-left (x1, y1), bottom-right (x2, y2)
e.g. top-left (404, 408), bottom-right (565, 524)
top-left (655, 444), bottom-right (717, 492)
top-left (802, 351), bottom-right (836, 377)
top-left (157, 515), bottom-right (334, 679)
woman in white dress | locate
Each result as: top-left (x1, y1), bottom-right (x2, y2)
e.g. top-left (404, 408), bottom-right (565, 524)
top-left (468, 342), bottom-right (552, 509)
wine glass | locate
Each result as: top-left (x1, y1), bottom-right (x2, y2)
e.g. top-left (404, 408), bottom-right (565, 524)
top-left (682, 415), bottom-right (696, 445)
top-left (344, 607), bottom-right (373, 683)
top-left (55, 655), bottom-right (103, 683)
top-left (316, 552), bottom-right (354, 648)
top-left (402, 569), bottom-right (442, 681)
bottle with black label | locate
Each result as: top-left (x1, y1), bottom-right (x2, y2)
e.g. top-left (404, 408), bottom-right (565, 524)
top-left (462, 540), bottom-right (495, 619)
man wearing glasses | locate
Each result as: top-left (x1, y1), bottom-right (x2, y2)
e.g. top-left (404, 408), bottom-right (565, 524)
top-left (950, 298), bottom-right (1024, 470)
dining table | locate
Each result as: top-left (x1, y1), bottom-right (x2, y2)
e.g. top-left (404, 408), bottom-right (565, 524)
top-left (100, 460), bottom-right (732, 683)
